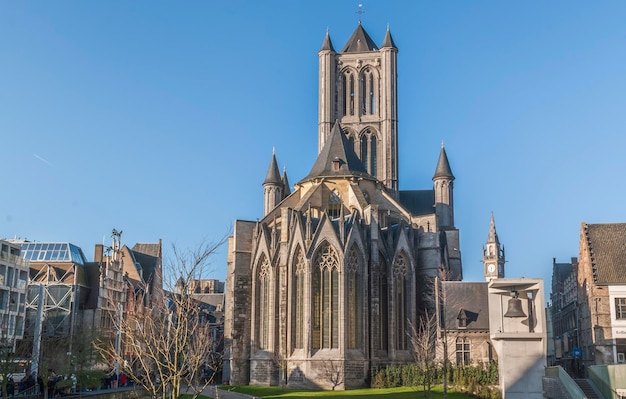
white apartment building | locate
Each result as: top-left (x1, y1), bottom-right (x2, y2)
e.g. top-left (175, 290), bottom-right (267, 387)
top-left (0, 239), bottom-right (29, 349)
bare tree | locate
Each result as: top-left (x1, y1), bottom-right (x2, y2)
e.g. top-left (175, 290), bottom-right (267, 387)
top-left (319, 360), bottom-right (344, 390)
top-left (409, 309), bottom-right (438, 398)
top-left (0, 330), bottom-right (19, 399)
top-left (96, 237), bottom-right (227, 399)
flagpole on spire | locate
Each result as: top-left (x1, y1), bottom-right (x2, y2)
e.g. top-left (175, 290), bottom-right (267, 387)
top-left (356, 3), bottom-right (365, 23)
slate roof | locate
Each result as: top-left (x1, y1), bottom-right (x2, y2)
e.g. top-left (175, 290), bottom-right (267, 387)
top-left (584, 223), bottom-right (626, 284)
top-left (282, 167), bottom-right (291, 196)
top-left (132, 242), bottom-right (161, 284)
top-left (192, 293), bottom-right (225, 310)
top-left (398, 190), bottom-right (435, 216)
top-left (341, 23), bottom-right (379, 53)
top-left (381, 29), bottom-right (397, 49)
top-left (320, 31), bottom-right (335, 52)
top-left (263, 152), bottom-right (282, 185)
top-left (299, 122), bottom-right (374, 184)
top-left (442, 281), bottom-right (490, 331)
top-left (433, 145), bottom-right (454, 180)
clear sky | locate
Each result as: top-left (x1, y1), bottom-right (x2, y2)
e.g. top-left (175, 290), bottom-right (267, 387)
top-left (2, 1), bottom-right (626, 299)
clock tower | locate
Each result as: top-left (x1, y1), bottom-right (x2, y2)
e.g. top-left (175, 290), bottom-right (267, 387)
top-left (483, 212), bottom-right (505, 281)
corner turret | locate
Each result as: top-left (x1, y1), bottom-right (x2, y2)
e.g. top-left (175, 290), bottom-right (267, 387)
top-left (433, 143), bottom-right (455, 227)
top-left (263, 150), bottom-right (283, 216)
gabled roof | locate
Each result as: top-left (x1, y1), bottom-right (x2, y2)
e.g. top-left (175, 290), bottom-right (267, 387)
top-left (442, 281), bottom-right (490, 331)
top-left (132, 242), bottom-right (161, 284)
top-left (433, 144), bottom-right (454, 180)
top-left (584, 223), bottom-right (626, 284)
top-left (299, 122), bottom-right (374, 183)
top-left (341, 23), bottom-right (378, 53)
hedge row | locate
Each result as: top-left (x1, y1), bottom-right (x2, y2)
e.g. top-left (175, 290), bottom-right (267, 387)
top-left (371, 361), bottom-right (500, 399)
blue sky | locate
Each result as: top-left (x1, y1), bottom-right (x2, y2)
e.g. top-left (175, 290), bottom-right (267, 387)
top-left (2, 1), bottom-right (626, 298)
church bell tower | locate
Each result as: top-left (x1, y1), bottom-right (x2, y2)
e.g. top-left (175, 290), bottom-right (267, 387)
top-left (318, 23), bottom-right (399, 194)
top-left (483, 213), bottom-right (505, 281)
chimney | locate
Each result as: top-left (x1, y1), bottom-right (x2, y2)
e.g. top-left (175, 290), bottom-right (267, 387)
top-left (94, 244), bottom-right (104, 263)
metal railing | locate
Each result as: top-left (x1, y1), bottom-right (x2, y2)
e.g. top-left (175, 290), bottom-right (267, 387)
top-left (0, 251), bottom-right (29, 268)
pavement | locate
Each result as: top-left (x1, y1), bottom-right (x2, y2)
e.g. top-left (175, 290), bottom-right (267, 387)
top-left (196, 385), bottom-right (258, 399)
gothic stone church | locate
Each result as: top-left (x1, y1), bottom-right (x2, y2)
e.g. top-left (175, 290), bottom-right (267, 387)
top-left (224, 23), bottom-right (463, 389)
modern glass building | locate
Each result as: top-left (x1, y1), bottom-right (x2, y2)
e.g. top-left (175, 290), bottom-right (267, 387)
top-left (20, 242), bottom-right (88, 265)
top-left (19, 241), bottom-right (90, 338)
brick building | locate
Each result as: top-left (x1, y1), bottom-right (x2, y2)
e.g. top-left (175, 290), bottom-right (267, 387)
top-left (577, 222), bottom-right (626, 368)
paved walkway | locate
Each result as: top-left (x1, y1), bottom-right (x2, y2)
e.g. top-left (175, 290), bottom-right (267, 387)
top-left (196, 385), bottom-right (258, 399)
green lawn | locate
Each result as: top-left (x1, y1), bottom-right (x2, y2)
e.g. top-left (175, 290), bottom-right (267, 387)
top-left (217, 385), bottom-right (473, 398)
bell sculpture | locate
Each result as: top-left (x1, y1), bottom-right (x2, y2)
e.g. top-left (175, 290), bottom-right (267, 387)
top-left (504, 290), bottom-right (527, 318)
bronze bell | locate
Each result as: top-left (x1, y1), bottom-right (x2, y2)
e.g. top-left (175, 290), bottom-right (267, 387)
top-left (504, 297), bottom-right (527, 318)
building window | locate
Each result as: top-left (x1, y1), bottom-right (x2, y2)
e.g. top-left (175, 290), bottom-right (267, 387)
top-left (293, 248), bottom-right (306, 349)
top-left (360, 135), bottom-right (368, 171)
top-left (349, 74), bottom-right (355, 115)
top-left (346, 245), bottom-right (361, 349)
top-left (369, 73), bottom-right (375, 114)
top-left (343, 72), bottom-right (356, 116)
top-left (328, 190), bottom-right (342, 219)
top-left (312, 243), bottom-right (339, 350)
top-left (393, 252), bottom-right (409, 350)
top-left (360, 68), bottom-right (376, 115)
top-left (257, 256), bottom-right (271, 350)
top-left (359, 129), bottom-right (378, 177)
top-left (456, 337), bottom-right (471, 365)
top-left (616, 298), bottom-right (626, 319)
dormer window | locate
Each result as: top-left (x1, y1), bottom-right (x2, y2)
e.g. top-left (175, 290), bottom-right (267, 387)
top-left (457, 309), bottom-right (468, 328)
top-left (333, 157), bottom-right (341, 171)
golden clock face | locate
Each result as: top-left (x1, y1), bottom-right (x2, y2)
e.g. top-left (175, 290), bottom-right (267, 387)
top-left (487, 264), bottom-right (496, 273)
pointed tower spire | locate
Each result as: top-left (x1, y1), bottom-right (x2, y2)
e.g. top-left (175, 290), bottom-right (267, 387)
top-left (263, 150), bottom-right (283, 216)
top-left (341, 23), bottom-right (378, 53)
top-left (433, 143), bottom-right (455, 180)
top-left (320, 29), bottom-right (335, 52)
top-left (483, 212), bottom-right (505, 281)
top-left (381, 25), bottom-right (397, 49)
top-left (281, 166), bottom-right (291, 197)
top-left (488, 212), bottom-right (500, 245)
top-left (433, 143), bottom-right (455, 227)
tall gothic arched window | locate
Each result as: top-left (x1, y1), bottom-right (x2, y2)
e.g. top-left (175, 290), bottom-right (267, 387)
top-left (257, 255), bottom-right (271, 350)
top-left (393, 252), bottom-right (409, 350)
top-left (360, 68), bottom-right (376, 115)
top-left (312, 243), bottom-right (339, 350)
top-left (360, 129), bottom-right (378, 177)
top-left (349, 74), bottom-right (355, 116)
top-left (379, 256), bottom-right (389, 351)
top-left (328, 189), bottom-right (342, 219)
top-left (293, 248), bottom-right (306, 349)
top-left (346, 245), bottom-right (361, 349)
top-left (369, 73), bottom-right (375, 114)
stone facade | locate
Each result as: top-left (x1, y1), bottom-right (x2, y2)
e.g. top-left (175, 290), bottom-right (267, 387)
top-left (224, 23), bottom-right (463, 389)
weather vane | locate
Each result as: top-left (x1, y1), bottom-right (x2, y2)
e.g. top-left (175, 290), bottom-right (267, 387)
top-left (356, 3), bottom-right (365, 22)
